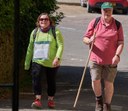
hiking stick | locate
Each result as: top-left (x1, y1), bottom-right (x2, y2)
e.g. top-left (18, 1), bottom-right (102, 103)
top-left (73, 32), bottom-right (96, 108)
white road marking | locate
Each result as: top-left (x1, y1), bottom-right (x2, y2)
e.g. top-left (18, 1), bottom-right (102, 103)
top-left (60, 26), bottom-right (76, 31)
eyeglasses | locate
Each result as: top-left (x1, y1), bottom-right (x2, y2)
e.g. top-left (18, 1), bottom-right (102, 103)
top-left (39, 18), bottom-right (49, 21)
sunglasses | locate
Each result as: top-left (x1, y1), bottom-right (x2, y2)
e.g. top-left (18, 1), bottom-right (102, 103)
top-left (39, 18), bottom-right (49, 21)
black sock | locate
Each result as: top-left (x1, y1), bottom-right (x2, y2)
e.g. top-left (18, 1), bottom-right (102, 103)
top-left (96, 95), bottom-right (102, 100)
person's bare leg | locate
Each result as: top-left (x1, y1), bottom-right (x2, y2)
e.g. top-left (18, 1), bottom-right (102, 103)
top-left (104, 81), bottom-right (114, 104)
top-left (92, 80), bottom-right (103, 111)
top-left (92, 80), bottom-right (102, 96)
top-left (103, 80), bottom-right (113, 111)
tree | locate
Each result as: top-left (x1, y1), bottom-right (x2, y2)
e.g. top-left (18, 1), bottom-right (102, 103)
top-left (0, 0), bottom-right (64, 95)
top-left (20, 0), bottom-right (64, 53)
top-left (0, 0), bottom-right (64, 53)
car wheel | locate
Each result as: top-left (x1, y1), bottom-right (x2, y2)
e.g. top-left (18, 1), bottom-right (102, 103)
top-left (123, 8), bottom-right (128, 14)
top-left (87, 1), bottom-right (93, 13)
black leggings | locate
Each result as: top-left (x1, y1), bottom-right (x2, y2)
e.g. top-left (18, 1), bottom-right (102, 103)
top-left (31, 62), bottom-right (59, 96)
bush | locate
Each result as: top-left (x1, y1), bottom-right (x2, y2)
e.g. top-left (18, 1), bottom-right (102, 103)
top-left (0, 0), bottom-right (64, 96)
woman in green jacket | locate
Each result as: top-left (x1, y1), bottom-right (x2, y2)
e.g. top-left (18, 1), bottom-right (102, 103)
top-left (24, 13), bottom-right (64, 109)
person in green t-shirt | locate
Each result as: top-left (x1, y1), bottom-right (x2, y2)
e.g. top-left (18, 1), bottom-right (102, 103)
top-left (24, 13), bottom-right (64, 109)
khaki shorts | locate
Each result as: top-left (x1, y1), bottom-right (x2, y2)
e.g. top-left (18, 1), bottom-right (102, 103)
top-left (89, 61), bottom-right (117, 83)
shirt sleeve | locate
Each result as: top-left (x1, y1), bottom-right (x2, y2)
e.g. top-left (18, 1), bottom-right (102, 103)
top-left (55, 28), bottom-right (64, 60)
top-left (24, 30), bottom-right (35, 70)
top-left (83, 18), bottom-right (96, 38)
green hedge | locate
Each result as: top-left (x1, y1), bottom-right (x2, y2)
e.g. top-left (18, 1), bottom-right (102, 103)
top-left (0, 0), bottom-right (64, 96)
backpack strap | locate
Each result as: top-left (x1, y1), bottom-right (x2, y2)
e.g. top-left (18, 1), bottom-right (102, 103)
top-left (93, 17), bottom-right (101, 29)
top-left (115, 19), bottom-right (120, 30)
top-left (93, 17), bottom-right (120, 30)
top-left (33, 26), bottom-right (56, 41)
top-left (51, 26), bottom-right (56, 40)
top-left (33, 27), bottom-right (38, 41)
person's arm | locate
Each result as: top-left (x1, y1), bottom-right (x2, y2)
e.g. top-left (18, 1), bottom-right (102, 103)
top-left (115, 42), bottom-right (124, 57)
top-left (24, 30), bottom-right (35, 70)
top-left (112, 42), bottom-right (124, 65)
top-left (112, 23), bottom-right (124, 65)
top-left (83, 18), bottom-right (97, 45)
top-left (55, 29), bottom-right (64, 60)
top-left (83, 35), bottom-right (95, 45)
top-left (52, 29), bottom-right (64, 67)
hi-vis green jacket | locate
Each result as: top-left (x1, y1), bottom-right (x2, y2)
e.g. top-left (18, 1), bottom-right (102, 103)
top-left (24, 28), bottom-right (64, 70)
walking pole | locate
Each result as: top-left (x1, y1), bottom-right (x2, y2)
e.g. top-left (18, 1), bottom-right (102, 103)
top-left (73, 32), bottom-right (96, 108)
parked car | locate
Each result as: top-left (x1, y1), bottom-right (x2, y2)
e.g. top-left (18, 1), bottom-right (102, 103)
top-left (87, 0), bottom-right (128, 14)
top-left (80, 0), bottom-right (87, 7)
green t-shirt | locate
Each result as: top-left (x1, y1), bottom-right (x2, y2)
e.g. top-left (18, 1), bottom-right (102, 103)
top-left (24, 27), bottom-right (64, 70)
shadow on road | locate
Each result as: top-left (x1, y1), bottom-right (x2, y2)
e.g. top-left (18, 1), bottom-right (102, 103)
top-left (0, 66), bottom-right (128, 111)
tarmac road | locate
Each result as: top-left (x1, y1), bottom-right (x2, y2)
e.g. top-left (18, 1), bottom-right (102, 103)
top-left (1, 3), bottom-right (128, 111)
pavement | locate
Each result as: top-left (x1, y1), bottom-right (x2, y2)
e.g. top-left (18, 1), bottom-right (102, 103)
top-left (1, 1), bottom-right (128, 111)
top-left (1, 67), bottom-right (128, 111)
top-left (57, 0), bottom-right (80, 5)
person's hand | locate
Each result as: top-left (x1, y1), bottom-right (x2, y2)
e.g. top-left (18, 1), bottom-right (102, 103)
top-left (88, 35), bottom-right (96, 44)
top-left (52, 58), bottom-right (60, 67)
top-left (112, 55), bottom-right (120, 65)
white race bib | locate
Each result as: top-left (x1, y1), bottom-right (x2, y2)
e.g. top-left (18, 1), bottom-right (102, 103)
top-left (33, 41), bottom-right (50, 60)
